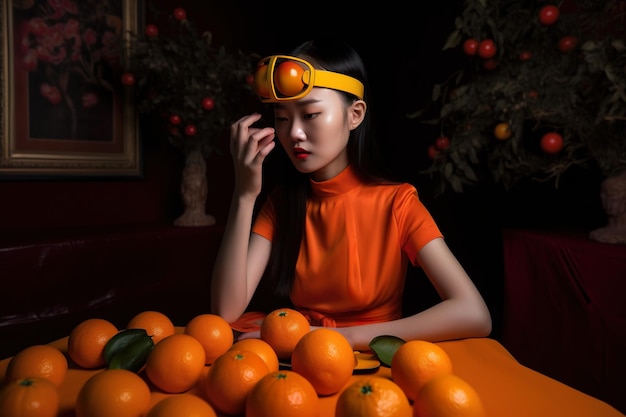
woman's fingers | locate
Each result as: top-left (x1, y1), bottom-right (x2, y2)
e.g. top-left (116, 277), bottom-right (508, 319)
top-left (229, 114), bottom-right (275, 197)
top-left (237, 330), bottom-right (261, 340)
top-left (230, 114), bottom-right (258, 154)
top-left (230, 113), bottom-right (275, 162)
top-left (252, 130), bottom-right (276, 161)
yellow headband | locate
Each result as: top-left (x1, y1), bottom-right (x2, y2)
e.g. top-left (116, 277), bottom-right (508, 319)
top-left (254, 55), bottom-right (365, 102)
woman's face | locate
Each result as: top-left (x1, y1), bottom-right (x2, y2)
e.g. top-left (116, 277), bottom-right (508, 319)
top-left (273, 88), bottom-right (354, 182)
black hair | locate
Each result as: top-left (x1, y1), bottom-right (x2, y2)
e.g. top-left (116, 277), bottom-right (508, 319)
top-left (262, 39), bottom-right (382, 298)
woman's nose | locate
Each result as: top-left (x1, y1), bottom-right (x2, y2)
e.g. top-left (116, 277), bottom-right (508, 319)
top-left (287, 121), bottom-right (306, 142)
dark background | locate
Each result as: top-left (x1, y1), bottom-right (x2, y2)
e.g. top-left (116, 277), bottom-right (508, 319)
top-left (0, 0), bottom-right (607, 349)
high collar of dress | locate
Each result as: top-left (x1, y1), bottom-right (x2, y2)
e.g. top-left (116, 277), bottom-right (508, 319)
top-left (310, 165), bottom-right (361, 198)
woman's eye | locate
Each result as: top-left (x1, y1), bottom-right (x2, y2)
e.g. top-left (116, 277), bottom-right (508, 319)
top-left (304, 113), bottom-right (319, 120)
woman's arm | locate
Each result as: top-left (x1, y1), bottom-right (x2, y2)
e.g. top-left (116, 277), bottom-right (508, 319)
top-left (210, 113), bottom-right (276, 323)
top-left (338, 238), bottom-right (492, 351)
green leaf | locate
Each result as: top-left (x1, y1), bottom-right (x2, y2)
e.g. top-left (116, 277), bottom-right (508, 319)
top-left (451, 175), bottom-right (464, 192)
top-left (443, 28), bottom-right (462, 50)
top-left (368, 335), bottom-right (406, 367)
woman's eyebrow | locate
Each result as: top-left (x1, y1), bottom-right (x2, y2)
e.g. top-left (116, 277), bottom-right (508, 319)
top-left (274, 98), bottom-right (321, 110)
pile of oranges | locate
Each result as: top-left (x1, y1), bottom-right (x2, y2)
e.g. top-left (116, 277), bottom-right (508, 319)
top-left (0, 307), bottom-right (485, 417)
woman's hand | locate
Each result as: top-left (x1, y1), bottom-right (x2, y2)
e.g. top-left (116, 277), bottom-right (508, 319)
top-left (230, 113), bottom-right (276, 198)
top-left (236, 329), bottom-right (261, 341)
top-left (235, 326), bottom-right (325, 344)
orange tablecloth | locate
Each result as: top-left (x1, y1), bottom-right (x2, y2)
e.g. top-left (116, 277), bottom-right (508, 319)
top-left (1, 335), bottom-right (623, 417)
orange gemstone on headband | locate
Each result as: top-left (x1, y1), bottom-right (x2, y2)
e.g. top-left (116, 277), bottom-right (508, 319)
top-left (274, 61), bottom-right (305, 97)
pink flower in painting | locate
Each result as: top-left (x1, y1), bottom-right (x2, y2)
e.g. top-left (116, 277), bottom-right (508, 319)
top-left (82, 27), bottom-right (97, 46)
top-left (63, 18), bottom-right (80, 42)
top-left (40, 83), bottom-right (62, 104)
top-left (21, 0), bottom-right (122, 74)
top-left (47, 0), bottom-right (78, 18)
top-left (22, 49), bottom-right (38, 71)
top-left (28, 17), bottom-right (47, 36)
top-left (81, 92), bottom-right (99, 108)
top-left (18, 0), bottom-right (124, 137)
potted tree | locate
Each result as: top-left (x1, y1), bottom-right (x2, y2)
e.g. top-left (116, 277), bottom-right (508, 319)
top-left (121, 6), bottom-right (258, 226)
top-left (412, 0), bottom-right (626, 242)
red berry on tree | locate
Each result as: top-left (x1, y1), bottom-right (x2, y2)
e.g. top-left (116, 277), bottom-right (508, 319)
top-left (519, 51), bottom-right (532, 61)
top-left (463, 39), bottom-right (479, 56)
top-left (538, 5), bottom-right (560, 26)
top-left (482, 58), bottom-right (498, 71)
top-left (245, 74), bottom-right (255, 85)
top-left (145, 24), bottom-right (158, 37)
top-left (173, 7), bottom-right (187, 21)
top-left (435, 136), bottom-right (451, 150)
top-left (558, 36), bottom-right (578, 53)
top-left (201, 97), bottom-right (215, 110)
top-left (427, 145), bottom-right (440, 160)
top-left (169, 114), bottom-right (182, 125)
top-left (121, 72), bottom-right (135, 86)
top-left (540, 132), bottom-right (564, 154)
top-left (478, 39), bottom-right (497, 59)
top-left (184, 124), bottom-right (197, 136)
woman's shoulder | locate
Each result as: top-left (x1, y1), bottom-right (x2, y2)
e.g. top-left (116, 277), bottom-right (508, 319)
top-left (366, 177), bottom-right (418, 195)
top-left (353, 180), bottom-right (425, 213)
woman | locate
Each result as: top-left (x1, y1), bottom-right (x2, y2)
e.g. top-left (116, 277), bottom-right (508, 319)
top-left (211, 39), bottom-right (491, 351)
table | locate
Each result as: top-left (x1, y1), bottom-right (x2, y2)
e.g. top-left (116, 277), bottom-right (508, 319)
top-left (502, 228), bottom-right (626, 413)
top-left (1, 333), bottom-right (622, 417)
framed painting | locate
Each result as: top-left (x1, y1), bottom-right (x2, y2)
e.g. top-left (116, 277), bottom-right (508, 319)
top-left (0, 0), bottom-right (141, 178)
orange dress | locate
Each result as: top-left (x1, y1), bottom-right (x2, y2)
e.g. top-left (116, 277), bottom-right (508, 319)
top-left (232, 165), bottom-right (442, 331)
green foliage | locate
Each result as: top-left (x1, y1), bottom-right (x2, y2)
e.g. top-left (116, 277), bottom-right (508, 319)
top-left (411, 0), bottom-right (626, 194)
top-left (123, 8), bottom-right (259, 158)
top-left (368, 335), bottom-right (406, 367)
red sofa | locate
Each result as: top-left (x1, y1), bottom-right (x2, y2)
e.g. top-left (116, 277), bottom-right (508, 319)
top-left (0, 223), bottom-right (225, 359)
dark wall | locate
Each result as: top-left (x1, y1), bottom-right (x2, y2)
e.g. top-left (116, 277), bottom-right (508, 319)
top-left (0, 1), bottom-right (460, 226)
top-left (1, 0), bottom-right (606, 229)
top-left (1, 1), bottom-right (608, 340)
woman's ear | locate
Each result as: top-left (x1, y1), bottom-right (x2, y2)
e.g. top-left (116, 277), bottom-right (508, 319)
top-left (348, 100), bottom-right (367, 131)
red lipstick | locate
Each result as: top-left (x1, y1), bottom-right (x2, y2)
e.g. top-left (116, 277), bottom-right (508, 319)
top-left (293, 148), bottom-right (310, 160)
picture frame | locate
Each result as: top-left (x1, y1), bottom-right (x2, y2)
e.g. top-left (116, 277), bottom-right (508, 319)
top-left (0, 0), bottom-right (141, 178)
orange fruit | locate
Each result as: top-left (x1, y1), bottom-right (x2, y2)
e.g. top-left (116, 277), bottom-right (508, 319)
top-left (290, 328), bottom-right (355, 396)
top-left (246, 370), bottom-right (320, 417)
top-left (146, 393), bottom-right (217, 417)
top-left (204, 349), bottom-right (270, 415)
top-left (144, 334), bottom-right (206, 393)
top-left (391, 340), bottom-right (453, 402)
top-left (494, 122), bottom-right (512, 140)
top-left (230, 338), bottom-right (279, 372)
top-left (183, 313), bottom-right (234, 365)
top-left (335, 376), bottom-right (412, 417)
top-left (413, 374), bottom-right (486, 417)
top-left (5, 345), bottom-right (68, 387)
top-left (68, 318), bottom-right (119, 369)
top-left (0, 377), bottom-right (59, 417)
top-left (127, 310), bottom-right (176, 345)
top-left (260, 308), bottom-right (310, 360)
top-left (75, 369), bottom-right (151, 417)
